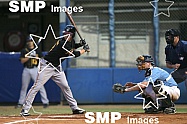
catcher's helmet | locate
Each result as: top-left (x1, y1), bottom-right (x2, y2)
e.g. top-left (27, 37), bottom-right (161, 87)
top-left (136, 55), bottom-right (154, 70)
top-left (165, 29), bottom-right (180, 44)
top-left (63, 25), bottom-right (76, 38)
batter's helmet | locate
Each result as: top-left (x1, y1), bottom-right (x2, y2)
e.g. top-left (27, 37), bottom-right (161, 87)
top-left (136, 55), bottom-right (154, 70)
top-left (26, 36), bottom-right (33, 42)
top-left (63, 25), bottom-right (76, 38)
top-left (165, 29), bottom-right (180, 44)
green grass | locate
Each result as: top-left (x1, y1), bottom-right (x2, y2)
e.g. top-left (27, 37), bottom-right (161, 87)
top-left (0, 104), bottom-right (187, 116)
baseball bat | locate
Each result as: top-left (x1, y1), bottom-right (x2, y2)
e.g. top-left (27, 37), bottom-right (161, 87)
top-left (65, 10), bottom-right (84, 40)
top-left (65, 10), bottom-right (90, 53)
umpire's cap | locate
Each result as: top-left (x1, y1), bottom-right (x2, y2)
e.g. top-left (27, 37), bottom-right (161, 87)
top-left (165, 29), bottom-right (180, 44)
top-left (63, 25), bottom-right (76, 38)
top-left (165, 29), bottom-right (180, 37)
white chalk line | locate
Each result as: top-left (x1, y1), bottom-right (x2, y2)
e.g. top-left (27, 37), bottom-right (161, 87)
top-left (4, 118), bottom-right (84, 124)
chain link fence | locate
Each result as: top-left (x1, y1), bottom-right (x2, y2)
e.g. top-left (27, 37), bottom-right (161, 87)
top-left (69, 0), bottom-right (187, 68)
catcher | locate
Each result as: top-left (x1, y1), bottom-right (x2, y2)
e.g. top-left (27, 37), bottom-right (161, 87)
top-left (113, 55), bottom-right (180, 114)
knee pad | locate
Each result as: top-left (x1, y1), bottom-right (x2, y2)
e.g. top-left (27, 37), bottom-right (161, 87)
top-left (152, 80), bottom-right (164, 94)
top-left (157, 86), bottom-right (167, 96)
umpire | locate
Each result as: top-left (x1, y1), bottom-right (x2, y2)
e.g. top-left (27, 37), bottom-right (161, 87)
top-left (165, 29), bottom-right (187, 88)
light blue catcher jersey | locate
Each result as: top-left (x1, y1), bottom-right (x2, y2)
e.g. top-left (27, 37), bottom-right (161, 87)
top-left (143, 67), bottom-right (178, 87)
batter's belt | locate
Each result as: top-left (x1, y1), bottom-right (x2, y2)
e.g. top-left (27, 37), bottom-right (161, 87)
top-left (25, 65), bottom-right (37, 69)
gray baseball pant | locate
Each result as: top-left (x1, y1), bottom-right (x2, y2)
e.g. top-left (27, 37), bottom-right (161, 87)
top-left (23, 59), bottom-right (79, 111)
top-left (18, 67), bottom-right (49, 105)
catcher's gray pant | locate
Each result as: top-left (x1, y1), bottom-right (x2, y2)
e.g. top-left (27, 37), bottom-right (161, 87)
top-left (22, 59), bottom-right (79, 111)
top-left (18, 67), bottom-right (49, 105)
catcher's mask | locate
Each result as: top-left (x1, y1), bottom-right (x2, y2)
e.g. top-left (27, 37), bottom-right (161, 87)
top-left (165, 29), bottom-right (180, 45)
top-left (63, 25), bottom-right (76, 38)
top-left (136, 55), bottom-right (154, 70)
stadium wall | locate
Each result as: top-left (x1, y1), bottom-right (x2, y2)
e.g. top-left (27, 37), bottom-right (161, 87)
top-left (0, 53), bottom-right (186, 104)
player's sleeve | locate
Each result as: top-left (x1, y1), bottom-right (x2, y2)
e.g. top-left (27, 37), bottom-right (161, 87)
top-left (183, 41), bottom-right (187, 53)
top-left (72, 51), bottom-right (81, 57)
top-left (143, 69), bottom-right (159, 83)
top-left (64, 41), bottom-right (81, 57)
top-left (165, 46), bottom-right (171, 63)
top-left (75, 43), bottom-right (82, 49)
top-left (37, 49), bottom-right (43, 58)
top-left (73, 39), bottom-right (82, 49)
top-left (19, 49), bottom-right (26, 60)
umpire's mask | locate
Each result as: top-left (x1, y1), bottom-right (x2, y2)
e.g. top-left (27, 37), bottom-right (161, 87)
top-left (165, 29), bottom-right (180, 45)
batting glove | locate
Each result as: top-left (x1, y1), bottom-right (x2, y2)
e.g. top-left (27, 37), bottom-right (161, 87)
top-left (83, 44), bottom-right (90, 52)
top-left (80, 39), bottom-right (86, 46)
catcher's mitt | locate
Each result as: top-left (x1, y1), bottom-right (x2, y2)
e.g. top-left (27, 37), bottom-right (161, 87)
top-left (112, 83), bottom-right (126, 93)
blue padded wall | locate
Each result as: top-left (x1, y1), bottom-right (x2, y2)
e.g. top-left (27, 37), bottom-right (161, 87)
top-left (0, 52), bottom-right (61, 103)
top-left (66, 68), bottom-right (113, 103)
top-left (0, 52), bottom-right (186, 104)
top-left (67, 68), bottom-right (187, 104)
top-left (113, 68), bottom-right (145, 103)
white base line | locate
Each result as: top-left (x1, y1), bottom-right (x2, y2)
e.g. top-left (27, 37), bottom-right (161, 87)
top-left (4, 118), bottom-right (85, 124)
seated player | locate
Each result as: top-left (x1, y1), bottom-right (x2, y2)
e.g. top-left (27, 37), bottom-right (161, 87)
top-left (113, 55), bottom-right (180, 114)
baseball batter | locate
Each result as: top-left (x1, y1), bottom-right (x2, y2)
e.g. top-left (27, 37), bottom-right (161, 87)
top-left (113, 55), bottom-right (180, 114)
top-left (20, 25), bottom-right (90, 116)
top-left (16, 37), bottom-right (49, 108)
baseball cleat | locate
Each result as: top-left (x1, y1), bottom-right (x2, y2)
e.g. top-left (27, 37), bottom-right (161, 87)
top-left (72, 108), bottom-right (86, 114)
top-left (15, 104), bottom-right (22, 109)
top-left (20, 109), bottom-right (30, 116)
top-left (43, 104), bottom-right (49, 108)
top-left (144, 107), bottom-right (163, 114)
top-left (164, 107), bottom-right (176, 114)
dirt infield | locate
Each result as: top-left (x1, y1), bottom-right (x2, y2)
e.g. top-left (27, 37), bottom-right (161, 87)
top-left (1, 113), bottom-right (187, 124)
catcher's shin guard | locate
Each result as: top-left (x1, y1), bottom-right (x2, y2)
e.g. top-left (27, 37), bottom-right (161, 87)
top-left (160, 94), bottom-right (173, 108)
top-left (160, 94), bottom-right (176, 114)
top-left (142, 94), bottom-right (154, 105)
top-left (142, 95), bottom-right (162, 114)
top-left (112, 83), bottom-right (126, 93)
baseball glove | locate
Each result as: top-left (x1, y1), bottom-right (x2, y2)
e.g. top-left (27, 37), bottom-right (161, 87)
top-left (112, 83), bottom-right (126, 93)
